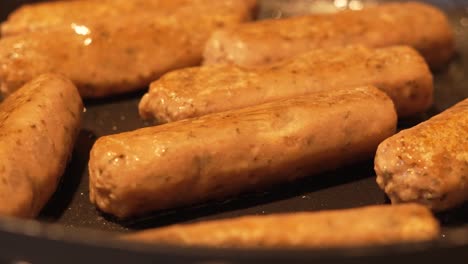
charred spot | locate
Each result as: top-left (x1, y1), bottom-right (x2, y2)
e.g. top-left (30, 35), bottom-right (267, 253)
top-left (405, 80), bottom-right (419, 89)
top-left (215, 21), bottom-right (225, 28)
top-left (30, 124), bottom-right (37, 129)
top-left (125, 47), bottom-right (137, 55)
top-left (380, 170), bottom-right (393, 185)
top-left (409, 91), bottom-right (419, 100)
top-left (281, 35), bottom-right (292, 41)
top-left (439, 193), bottom-right (448, 202)
top-left (99, 30), bottom-right (110, 38)
top-left (366, 58), bottom-right (385, 71)
top-left (68, 109), bottom-right (77, 118)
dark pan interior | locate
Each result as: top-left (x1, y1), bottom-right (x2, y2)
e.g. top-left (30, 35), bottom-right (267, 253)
top-left (0, 0), bottom-right (467, 263)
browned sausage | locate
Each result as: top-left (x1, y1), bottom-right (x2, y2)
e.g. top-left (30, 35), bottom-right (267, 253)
top-left (204, 2), bottom-right (454, 68)
top-left (1, 0), bottom-right (256, 36)
top-left (140, 45), bottom-right (432, 123)
top-left (0, 1), bottom-right (254, 98)
top-left (124, 204), bottom-right (440, 248)
top-left (89, 86), bottom-right (396, 218)
top-left (375, 98), bottom-right (468, 211)
top-left (0, 74), bottom-right (82, 218)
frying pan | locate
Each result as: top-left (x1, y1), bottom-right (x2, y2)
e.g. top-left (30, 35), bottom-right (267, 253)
top-left (0, 0), bottom-right (467, 263)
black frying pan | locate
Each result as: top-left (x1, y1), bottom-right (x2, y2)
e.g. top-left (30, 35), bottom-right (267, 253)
top-left (0, 0), bottom-right (467, 263)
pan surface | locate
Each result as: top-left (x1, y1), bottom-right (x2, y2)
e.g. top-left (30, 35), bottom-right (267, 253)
top-left (0, 0), bottom-right (467, 263)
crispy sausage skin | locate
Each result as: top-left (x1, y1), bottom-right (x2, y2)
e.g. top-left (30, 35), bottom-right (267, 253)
top-left (124, 204), bottom-right (439, 248)
top-left (140, 45), bottom-right (432, 122)
top-left (0, 1), bottom-right (254, 98)
top-left (0, 74), bottom-right (82, 218)
top-left (1, 0), bottom-right (256, 37)
top-left (204, 2), bottom-right (454, 68)
top-left (375, 99), bottom-right (468, 211)
top-left (90, 86), bottom-right (396, 218)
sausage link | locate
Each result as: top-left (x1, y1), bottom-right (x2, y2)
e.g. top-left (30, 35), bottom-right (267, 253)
top-left (1, 0), bottom-right (255, 36)
top-left (375, 98), bottom-right (468, 211)
top-left (0, 1), bottom-right (253, 98)
top-left (0, 74), bottom-right (82, 218)
top-left (90, 86), bottom-right (396, 218)
top-left (140, 45), bottom-right (432, 122)
top-left (124, 204), bottom-right (439, 248)
top-left (203, 2), bottom-right (454, 68)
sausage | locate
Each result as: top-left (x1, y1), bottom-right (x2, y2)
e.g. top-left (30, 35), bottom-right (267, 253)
top-left (375, 98), bottom-right (468, 211)
top-left (89, 86), bottom-right (396, 218)
top-left (1, 0), bottom-right (256, 37)
top-left (0, 74), bottom-right (82, 218)
top-left (203, 2), bottom-right (454, 69)
top-left (124, 204), bottom-right (439, 248)
top-left (0, 1), bottom-right (254, 98)
top-left (140, 45), bottom-right (432, 123)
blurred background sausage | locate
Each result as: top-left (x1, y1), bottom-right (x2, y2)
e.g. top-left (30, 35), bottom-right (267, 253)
top-left (203, 2), bottom-right (454, 69)
top-left (1, 0), bottom-right (256, 36)
top-left (0, 0), bottom-right (255, 97)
